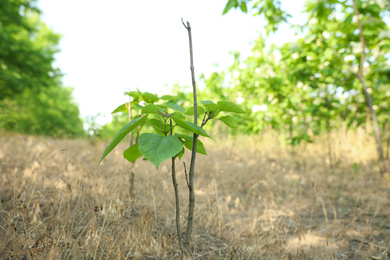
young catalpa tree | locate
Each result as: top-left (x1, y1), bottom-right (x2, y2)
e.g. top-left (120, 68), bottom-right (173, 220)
top-left (99, 20), bottom-right (245, 255)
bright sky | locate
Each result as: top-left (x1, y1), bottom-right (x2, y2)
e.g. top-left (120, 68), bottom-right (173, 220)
top-left (38, 0), bottom-right (306, 124)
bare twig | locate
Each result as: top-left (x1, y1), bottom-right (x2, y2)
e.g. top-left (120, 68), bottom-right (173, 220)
top-left (201, 111), bottom-right (207, 126)
top-left (181, 18), bottom-right (188, 29)
top-left (59, 176), bottom-right (67, 183)
top-left (201, 112), bottom-right (213, 129)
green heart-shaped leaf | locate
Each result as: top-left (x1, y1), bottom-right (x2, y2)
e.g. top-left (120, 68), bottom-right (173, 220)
top-left (138, 133), bottom-right (183, 169)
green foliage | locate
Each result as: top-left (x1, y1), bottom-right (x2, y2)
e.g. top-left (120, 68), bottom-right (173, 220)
top-left (175, 133), bottom-right (208, 155)
top-left (101, 1), bottom-right (389, 158)
top-left (0, 0), bottom-right (84, 138)
top-left (217, 101), bottom-right (245, 113)
top-left (215, 0), bottom-right (390, 145)
top-left (99, 115), bottom-right (148, 164)
top-left (0, 86), bottom-right (84, 137)
top-left (223, 0), bottom-right (291, 35)
top-left (172, 118), bottom-right (212, 139)
top-left (0, 0), bottom-right (61, 100)
top-left (219, 115), bottom-right (238, 128)
top-left (100, 91), bottom-right (244, 169)
top-left (223, 0), bottom-right (245, 14)
top-left (184, 105), bottom-right (205, 116)
top-left (123, 143), bottom-right (142, 163)
top-left (138, 134), bottom-right (183, 169)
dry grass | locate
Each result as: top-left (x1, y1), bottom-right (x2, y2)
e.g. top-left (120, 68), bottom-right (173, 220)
top-left (0, 130), bottom-right (389, 259)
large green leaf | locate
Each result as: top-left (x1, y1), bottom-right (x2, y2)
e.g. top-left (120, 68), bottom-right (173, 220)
top-left (204, 103), bottom-right (219, 113)
top-left (200, 100), bottom-right (214, 105)
top-left (160, 95), bottom-right (176, 100)
top-left (200, 100), bottom-right (218, 111)
top-left (133, 103), bottom-right (143, 112)
top-left (184, 139), bottom-right (207, 155)
top-left (184, 105), bottom-right (205, 116)
top-left (200, 100), bottom-right (221, 117)
top-left (138, 133), bottom-right (183, 169)
top-left (217, 101), bottom-right (245, 113)
top-left (175, 134), bottom-right (207, 155)
top-left (111, 103), bottom-right (128, 114)
top-left (344, 13), bottom-right (353, 24)
top-left (142, 92), bottom-right (159, 103)
top-left (123, 143), bottom-right (142, 163)
top-left (164, 101), bottom-right (185, 112)
top-left (174, 133), bottom-right (193, 141)
top-left (172, 112), bottom-right (186, 119)
top-left (125, 90), bottom-right (142, 103)
top-left (147, 118), bottom-right (168, 133)
top-left (240, 2), bottom-right (248, 13)
top-left (223, 0), bottom-right (238, 15)
top-left (141, 104), bottom-right (163, 115)
top-left (219, 115), bottom-right (238, 128)
top-left (173, 118), bottom-right (213, 139)
top-left (99, 115), bottom-right (148, 164)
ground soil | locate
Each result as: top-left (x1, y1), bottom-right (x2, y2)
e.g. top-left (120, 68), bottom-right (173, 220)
top-left (0, 131), bottom-right (389, 259)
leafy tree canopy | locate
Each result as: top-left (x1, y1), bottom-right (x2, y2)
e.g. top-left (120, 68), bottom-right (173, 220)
top-left (204, 0), bottom-right (390, 145)
top-left (0, 0), bottom-right (61, 100)
top-left (0, 0), bottom-right (84, 137)
top-left (0, 86), bottom-right (84, 137)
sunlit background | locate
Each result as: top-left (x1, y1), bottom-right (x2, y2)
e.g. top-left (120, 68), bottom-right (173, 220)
top-left (38, 0), bottom-right (305, 124)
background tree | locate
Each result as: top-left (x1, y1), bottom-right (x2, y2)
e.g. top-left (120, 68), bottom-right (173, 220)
top-left (220, 0), bottom-right (390, 172)
top-left (0, 86), bottom-right (84, 137)
top-left (0, 0), bottom-right (84, 137)
top-left (0, 0), bottom-right (61, 99)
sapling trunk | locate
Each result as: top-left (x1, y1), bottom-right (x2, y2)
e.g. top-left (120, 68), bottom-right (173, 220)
top-left (128, 91), bottom-right (133, 146)
top-left (169, 119), bottom-right (183, 248)
top-left (127, 91), bottom-right (135, 198)
top-left (182, 19), bottom-right (198, 251)
top-left (129, 168), bottom-right (135, 198)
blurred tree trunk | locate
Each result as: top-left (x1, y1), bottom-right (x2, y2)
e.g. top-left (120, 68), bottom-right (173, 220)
top-left (352, 0), bottom-right (386, 174)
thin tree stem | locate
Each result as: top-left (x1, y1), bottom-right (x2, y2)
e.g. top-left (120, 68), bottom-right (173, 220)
top-left (128, 89), bottom-right (133, 146)
top-left (182, 18), bottom-right (198, 250)
top-left (170, 119), bottom-right (183, 249)
top-left (127, 89), bottom-right (135, 198)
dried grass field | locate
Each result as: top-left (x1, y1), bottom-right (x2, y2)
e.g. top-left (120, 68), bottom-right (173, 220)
top-left (1, 131), bottom-right (390, 259)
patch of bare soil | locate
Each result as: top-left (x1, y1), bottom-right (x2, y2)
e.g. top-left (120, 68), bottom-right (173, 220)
top-left (0, 131), bottom-right (389, 259)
